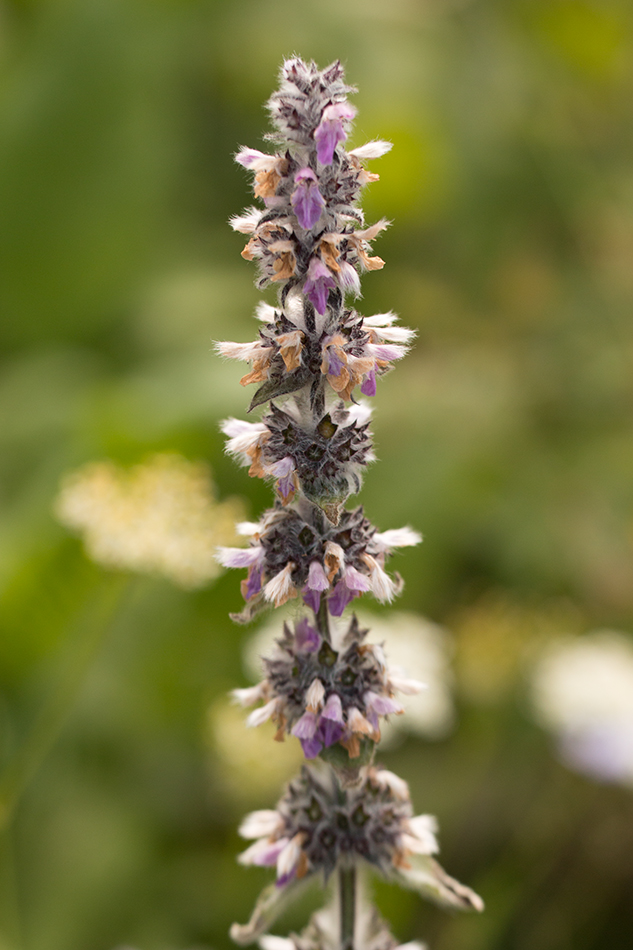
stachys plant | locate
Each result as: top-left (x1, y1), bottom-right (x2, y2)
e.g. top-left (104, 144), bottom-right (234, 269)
top-left (216, 57), bottom-right (483, 950)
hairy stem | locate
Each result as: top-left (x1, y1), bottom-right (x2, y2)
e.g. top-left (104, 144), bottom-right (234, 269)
top-left (316, 593), bottom-right (331, 644)
top-left (339, 864), bottom-right (356, 950)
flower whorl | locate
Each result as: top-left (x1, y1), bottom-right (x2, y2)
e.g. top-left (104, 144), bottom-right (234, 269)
top-left (232, 616), bottom-right (426, 761)
top-left (231, 766), bottom-right (482, 945)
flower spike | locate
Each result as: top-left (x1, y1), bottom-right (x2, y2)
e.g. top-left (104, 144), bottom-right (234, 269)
top-left (221, 57), bottom-right (482, 949)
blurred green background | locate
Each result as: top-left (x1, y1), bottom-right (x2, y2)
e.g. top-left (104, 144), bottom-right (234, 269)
top-left (2, 0), bottom-right (633, 948)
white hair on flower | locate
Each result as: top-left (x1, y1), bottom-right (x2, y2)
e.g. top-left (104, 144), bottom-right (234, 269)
top-left (349, 140), bottom-right (393, 160)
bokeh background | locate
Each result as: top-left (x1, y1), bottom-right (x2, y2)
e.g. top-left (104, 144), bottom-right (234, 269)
top-left (2, 1), bottom-right (633, 948)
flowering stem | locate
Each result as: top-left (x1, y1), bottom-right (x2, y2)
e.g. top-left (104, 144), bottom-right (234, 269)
top-left (225, 58), bottom-right (484, 949)
top-left (316, 594), bottom-right (331, 644)
top-left (339, 864), bottom-right (356, 950)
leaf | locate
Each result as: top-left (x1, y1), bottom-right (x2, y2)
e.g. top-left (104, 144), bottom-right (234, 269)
top-left (248, 368), bottom-right (312, 411)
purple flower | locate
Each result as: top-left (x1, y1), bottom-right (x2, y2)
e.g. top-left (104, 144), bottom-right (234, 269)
top-left (328, 579), bottom-right (356, 617)
top-left (292, 710), bottom-right (318, 740)
top-left (324, 346), bottom-right (346, 377)
top-left (318, 717), bottom-right (345, 748)
top-left (295, 617), bottom-right (320, 652)
top-left (291, 168), bottom-right (325, 230)
top-left (328, 566), bottom-right (370, 617)
top-left (217, 545), bottom-right (263, 568)
top-left (277, 475), bottom-right (295, 501)
top-left (364, 690), bottom-right (404, 716)
top-left (247, 837), bottom-right (289, 867)
top-left (366, 708), bottom-right (380, 733)
top-left (302, 587), bottom-right (321, 612)
top-left (302, 560), bottom-right (329, 612)
top-left (368, 343), bottom-right (404, 361)
top-left (234, 147), bottom-right (270, 169)
top-left (361, 368), bottom-right (377, 397)
top-left (321, 692), bottom-right (343, 723)
top-left (337, 260), bottom-right (361, 295)
top-left (299, 717), bottom-right (345, 758)
top-left (319, 696), bottom-right (345, 748)
top-left (314, 103), bottom-right (357, 165)
top-left (299, 713), bottom-right (346, 759)
top-left (303, 257), bottom-right (336, 315)
top-left (308, 560), bottom-right (329, 591)
top-left (244, 565), bottom-right (262, 600)
top-left (300, 735), bottom-right (323, 759)
top-left (275, 870), bottom-right (297, 888)
top-left (269, 456), bottom-right (296, 501)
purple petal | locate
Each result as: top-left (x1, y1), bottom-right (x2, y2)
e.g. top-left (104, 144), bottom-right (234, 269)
top-left (291, 180), bottom-right (325, 230)
top-left (244, 566), bottom-right (262, 600)
top-left (325, 347), bottom-right (346, 377)
top-left (306, 560), bottom-right (329, 592)
top-left (314, 121), bottom-right (344, 165)
top-left (327, 103), bottom-right (357, 123)
top-left (235, 147), bottom-right (269, 168)
top-left (276, 870), bottom-right (297, 888)
top-left (270, 456), bottom-right (294, 475)
top-left (217, 546), bottom-right (263, 568)
top-left (295, 167), bottom-right (317, 183)
top-left (321, 692), bottom-right (343, 723)
top-left (291, 711), bottom-right (318, 739)
top-left (302, 588), bottom-right (321, 613)
top-left (304, 271), bottom-right (336, 315)
top-left (364, 690), bottom-right (403, 715)
top-left (295, 617), bottom-right (321, 652)
top-left (360, 368), bottom-right (376, 397)
top-left (368, 343), bottom-right (404, 361)
top-left (318, 718), bottom-right (345, 748)
top-left (344, 565), bottom-right (371, 593)
top-left (300, 736), bottom-right (323, 759)
top-left (270, 456), bottom-right (295, 501)
top-left (308, 257), bottom-right (334, 281)
top-left (251, 838), bottom-right (288, 867)
top-left (328, 579), bottom-right (357, 617)
top-left (337, 261), bottom-right (361, 295)
top-left (277, 472), bottom-right (295, 501)
top-left (314, 105), bottom-right (355, 166)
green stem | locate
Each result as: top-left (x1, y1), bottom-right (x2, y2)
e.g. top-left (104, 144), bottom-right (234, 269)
top-left (339, 864), bottom-right (356, 950)
top-left (0, 574), bottom-right (131, 831)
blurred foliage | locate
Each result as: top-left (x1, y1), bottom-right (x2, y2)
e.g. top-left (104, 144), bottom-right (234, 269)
top-left (1, 0), bottom-right (633, 948)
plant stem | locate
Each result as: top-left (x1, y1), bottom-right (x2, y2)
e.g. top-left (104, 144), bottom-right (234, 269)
top-left (317, 594), bottom-right (331, 644)
top-left (339, 864), bottom-right (356, 950)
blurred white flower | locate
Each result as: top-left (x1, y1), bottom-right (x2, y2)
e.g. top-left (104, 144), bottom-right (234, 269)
top-left (356, 611), bottom-right (455, 745)
top-left (530, 630), bottom-right (633, 785)
top-left (243, 609), bottom-right (455, 747)
top-left (55, 454), bottom-right (244, 588)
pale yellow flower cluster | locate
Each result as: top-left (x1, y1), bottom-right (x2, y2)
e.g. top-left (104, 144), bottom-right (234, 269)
top-left (55, 454), bottom-right (244, 588)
